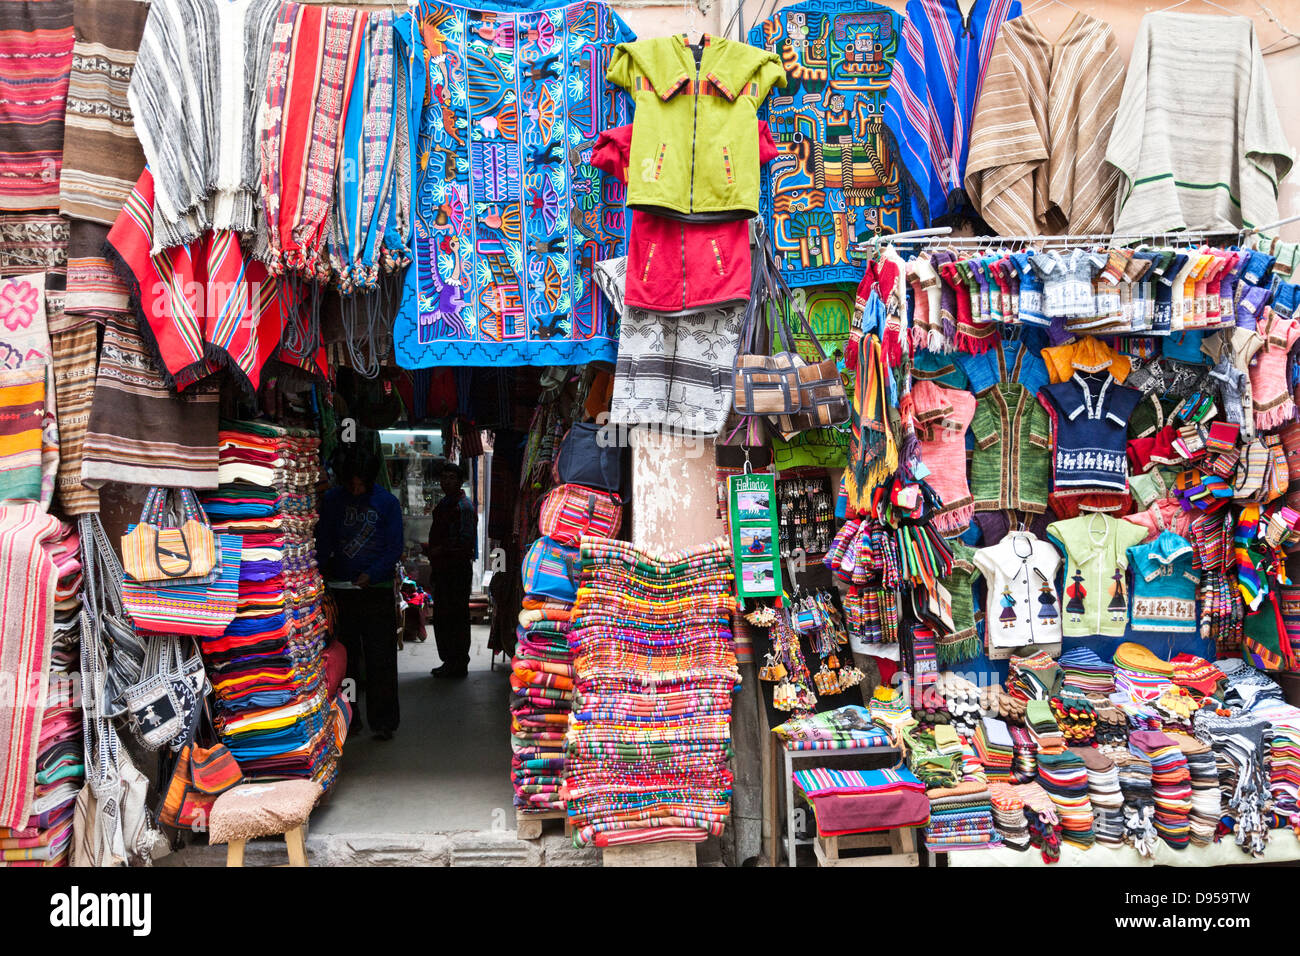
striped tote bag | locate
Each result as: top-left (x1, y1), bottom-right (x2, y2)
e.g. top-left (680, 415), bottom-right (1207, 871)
top-left (538, 484), bottom-right (621, 545)
top-left (122, 533), bottom-right (241, 637)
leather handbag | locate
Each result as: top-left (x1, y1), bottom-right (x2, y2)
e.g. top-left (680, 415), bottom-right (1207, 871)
top-left (521, 536), bottom-right (582, 604)
top-left (552, 422), bottom-right (623, 494)
top-left (157, 701), bottom-right (242, 832)
top-left (121, 487), bottom-right (218, 584)
top-left (733, 244), bottom-right (801, 419)
top-left (121, 636), bottom-right (206, 751)
top-left (538, 484), bottom-right (622, 545)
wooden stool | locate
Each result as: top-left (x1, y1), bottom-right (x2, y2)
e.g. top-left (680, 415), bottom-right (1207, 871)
top-left (208, 780), bottom-right (322, 868)
top-left (813, 827), bottom-right (920, 868)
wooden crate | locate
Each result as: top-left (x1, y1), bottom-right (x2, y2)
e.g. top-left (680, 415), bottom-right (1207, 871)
top-left (602, 841), bottom-right (698, 867)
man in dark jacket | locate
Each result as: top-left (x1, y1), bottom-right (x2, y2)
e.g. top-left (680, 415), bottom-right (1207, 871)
top-left (425, 461), bottom-right (477, 678)
top-left (317, 455), bottom-right (404, 739)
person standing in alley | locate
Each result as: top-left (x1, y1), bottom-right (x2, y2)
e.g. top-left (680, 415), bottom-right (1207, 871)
top-left (426, 460), bottom-right (477, 678)
top-left (318, 454), bottom-right (405, 740)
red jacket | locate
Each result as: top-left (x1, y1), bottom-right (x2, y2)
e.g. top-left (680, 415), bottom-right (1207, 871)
top-left (594, 122), bottom-right (777, 315)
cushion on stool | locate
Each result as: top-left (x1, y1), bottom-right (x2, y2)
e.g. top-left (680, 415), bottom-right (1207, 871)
top-left (208, 780), bottom-right (322, 845)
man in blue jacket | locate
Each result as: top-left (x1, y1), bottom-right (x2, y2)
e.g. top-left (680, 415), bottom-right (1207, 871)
top-left (318, 454), bottom-right (405, 740)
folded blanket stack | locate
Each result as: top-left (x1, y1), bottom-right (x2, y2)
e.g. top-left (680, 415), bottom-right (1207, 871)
top-left (793, 766), bottom-right (930, 836)
top-left (1113, 642), bottom-right (1175, 702)
top-left (566, 536), bottom-right (739, 847)
top-left (1008, 724), bottom-right (1038, 782)
top-left (1036, 749), bottom-right (1094, 848)
top-left (1170, 733), bottom-right (1220, 846)
top-left (986, 782), bottom-right (1030, 850)
top-left (923, 780), bottom-right (999, 852)
top-left (511, 599), bottom-right (577, 813)
top-left (1014, 781), bottom-right (1063, 863)
top-left (773, 705), bottom-right (893, 751)
top-left (1071, 746), bottom-right (1123, 847)
top-left (1, 522), bottom-right (83, 867)
top-left (1249, 699), bottom-right (1300, 818)
top-left (202, 421), bottom-right (337, 787)
top-left (1129, 729), bottom-right (1191, 850)
top-left (973, 716), bottom-right (1014, 781)
top-left (1113, 750), bottom-right (1158, 857)
top-left (1059, 646), bottom-right (1115, 696)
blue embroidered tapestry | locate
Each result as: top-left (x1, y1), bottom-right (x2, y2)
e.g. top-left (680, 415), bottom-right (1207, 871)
top-left (749, 0), bottom-right (910, 289)
top-left (394, 0), bottom-right (633, 367)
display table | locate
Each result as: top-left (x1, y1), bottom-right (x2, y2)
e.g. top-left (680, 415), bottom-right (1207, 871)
top-left (944, 833), bottom-right (1300, 867)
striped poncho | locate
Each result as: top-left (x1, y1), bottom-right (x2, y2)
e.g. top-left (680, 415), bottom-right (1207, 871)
top-left (1106, 12), bottom-right (1294, 234)
top-left (127, 0), bottom-right (280, 251)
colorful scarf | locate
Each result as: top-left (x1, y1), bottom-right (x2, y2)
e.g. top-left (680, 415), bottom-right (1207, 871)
top-left (0, 503), bottom-right (63, 829)
top-left (1234, 503), bottom-right (1265, 612)
top-left (0, 0), bottom-right (73, 211)
top-left (48, 324), bottom-right (98, 515)
top-left (393, 1), bottom-right (634, 367)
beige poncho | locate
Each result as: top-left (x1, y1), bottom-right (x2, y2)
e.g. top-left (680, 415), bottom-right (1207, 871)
top-left (964, 13), bottom-right (1124, 236)
top-left (1106, 12), bottom-right (1294, 234)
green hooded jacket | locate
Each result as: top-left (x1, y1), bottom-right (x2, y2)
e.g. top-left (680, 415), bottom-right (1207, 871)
top-left (607, 35), bottom-right (785, 220)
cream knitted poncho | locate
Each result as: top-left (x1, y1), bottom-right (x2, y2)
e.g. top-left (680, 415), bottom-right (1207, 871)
top-left (128, 0), bottom-right (280, 251)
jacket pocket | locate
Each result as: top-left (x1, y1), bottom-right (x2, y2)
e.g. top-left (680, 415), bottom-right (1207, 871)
top-left (641, 143), bottom-right (668, 183)
top-left (721, 146), bottom-right (735, 185)
top-left (639, 241), bottom-right (657, 284)
top-left (708, 237), bottom-right (726, 277)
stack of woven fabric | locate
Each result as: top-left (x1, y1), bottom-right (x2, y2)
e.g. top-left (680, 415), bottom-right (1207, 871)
top-left (1009, 725), bottom-right (1038, 782)
top-left (511, 598), bottom-right (576, 812)
top-left (1130, 730), bottom-right (1191, 850)
top-left (1113, 749), bottom-right (1158, 857)
top-left (1071, 746), bottom-right (1123, 847)
top-left (201, 421), bottom-right (339, 788)
top-left (773, 705), bottom-right (893, 750)
top-left (1192, 698), bottom-right (1276, 856)
top-left (1171, 733), bottom-right (1220, 846)
top-left (0, 522), bottom-right (83, 867)
top-left (792, 766), bottom-right (930, 837)
top-left (1113, 643), bottom-right (1175, 702)
top-left (566, 537), bottom-right (738, 847)
top-left (973, 716), bottom-right (1014, 781)
top-left (986, 782), bottom-right (1030, 850)
top-left (923, 780), bottom-right (999, 852)
top-left (1036, 749), bottom-right (1094, 848)
top-left (1252, 699), bottom-right (1300, 819)
top-left (1059, 646), bottom-right (1115, 696)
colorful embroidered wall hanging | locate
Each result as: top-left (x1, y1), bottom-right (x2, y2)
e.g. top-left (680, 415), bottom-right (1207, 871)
top-left (749, 0), bottom-right (909, 288)
top-left (393, 0), bottom-right (633, 367)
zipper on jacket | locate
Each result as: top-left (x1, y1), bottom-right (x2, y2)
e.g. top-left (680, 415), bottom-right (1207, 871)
top-left (688, 43), bottom-right (702, 214)
top-left (681, 221), bottom-right (687, 311)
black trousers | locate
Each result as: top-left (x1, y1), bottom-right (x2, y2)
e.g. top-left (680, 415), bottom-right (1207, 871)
top-left (431, 561), bottom-right (473, 670)
top-left (335, 586), bottom-right (400, 733)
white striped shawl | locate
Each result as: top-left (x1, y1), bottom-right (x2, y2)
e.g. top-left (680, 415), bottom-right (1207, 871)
top-left (1106, 12), bottom-right (1295, 234)
top-left (965, 13), bottom-right (1123, 236)
top-left (127, 0), bottom-right (279, 251)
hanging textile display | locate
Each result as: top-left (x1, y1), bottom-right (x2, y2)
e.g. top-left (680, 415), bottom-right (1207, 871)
top-left (882, 0), bottom-right (1021, 227)
top-left (0, 0), bottom-right (74, 212)
top-left (750, 0), bottom-right (910, 286)
top-left (128, 0), bottom-right (281, 251)
top-left (0, 275), bottom-right (58, 509)
top-left (0, 502), bottom-right (64, 830)
top-left (1107, 12), bottom-right (1294, 234)
top-left (963, 13), bottom-right (1124, 236)
top-left (57, 0), bottom-right (149, 226)
top-left (79, 311), bottom-right (221, 490)
top-left (393, 0), bottom-right (635, 367)
top-left (48, 325), bottom-right (99, 516)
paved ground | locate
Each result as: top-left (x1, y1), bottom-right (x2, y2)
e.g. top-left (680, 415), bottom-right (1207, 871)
top-left (310, 624), bottom-right (516, 835)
